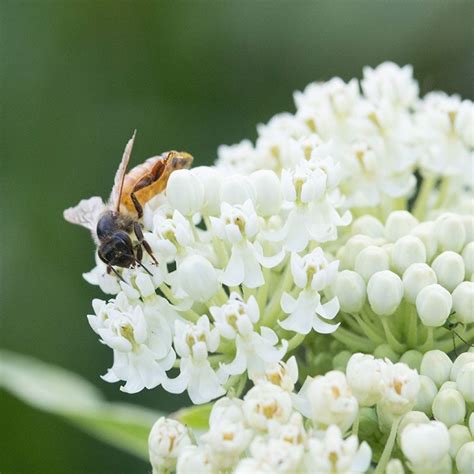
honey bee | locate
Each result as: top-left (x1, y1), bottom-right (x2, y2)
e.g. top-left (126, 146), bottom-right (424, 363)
top-left (64, 131), bottom-right (193, 278)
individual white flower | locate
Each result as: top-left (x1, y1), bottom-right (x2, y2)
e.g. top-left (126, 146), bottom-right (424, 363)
top-left (432, 388), bottom-right (466, 428)
top-left (87, 295), bottom-right (174, 393)
top-left (246, 436), bottom-right (305, 473)
top-left (413, 375), bottom-right (438, 416)
top-left (190, 166), bottom-right (223, 216)
top-left (305, 370), bottom-right (358, 432)
top-left (210, 200), bottom-right (284, 288)
top-left (166, 169), bottom-right (205, 216)
top-left (332, 270), bottom-right (366, 314)
top-left (378, 360), bottom-right (420, 416)
top-left (354, 245), bottom-right (390, 281)
top-left (211, 294), bottom-right (287, 378)
top-left (416, 284), bottom-right (452, 327)
top-left (419, 350), bottom-right (452, 388)
top-left (200, 418), bottom-right (253, 470)
top-left (163, 316), bottom-right (226, 404)
top-left (431, 251), bottom-right (465, 292)
top-left (384, 211), bottom-right (419, 242)
top-left (176, 445), bottom-right (215, 474)
top-left (216, 139), bottom-right (261, 174)
top-left (242, 382), bottom-right (293, 431)
top-left (435, 213), bottom-right (467, 253)
top-left (249, 169), bottom-right (283, 217)
top-left (346, 353), bottom-right (388, 407)
top-left (462, 241), bottom-right (474, 278)
top-left (268, 412), bottom-right (307, 446)
top-left (367, 270), bottom-right (404, 316)
top-left (148, 417), bottom-right (192, 473)
top-left (304, 425), bottom-right (372, 474)
top-left (280, 249), bottom-right (340, 334)
top-left (410, 221), bottom-right (438, 261)
top-left (362, 62), bottom-right (419, 108)
top-left (402, 263), bottom-right (437, 305)
top-left (220, 174), bottom-right (256, 206)
top-left (208, 397), bottom-right (244, 427)
top-left (400, 421), bottom-right (450, 473)
top-left (251, 356), bottom-right (299, 392)
top-left (338, 234), bottom-right (376, 270)
top-left (450, 352), bottom-right (474, 381)
top-left (449, 424), bottom-right (472, 459)
top-left (391, 235), bottom-right (427, 275)
top-left (455, 362), bottom-right (474, 403)
top-left (265, 160), bottom-right (350, 252)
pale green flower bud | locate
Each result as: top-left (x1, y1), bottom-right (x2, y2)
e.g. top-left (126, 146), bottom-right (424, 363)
top-left (400, 350), bottom-right (424, 371)
top-left (367, 270), bottom-right (403, 316)
top-left (431, 251), bottom-right (465, 292)
top-left (220, 175), bottom-right (256, 206)
top-left (402, 263), bottom-right (437, 305)
top-left (456, 362), bottom-right (474, 403)
top-left (452, 281), bottom-right (474, 325)
top-left (351, 215), bottom-right (385, 238)
top-left (439, 381), bottom-right (458, 392)
top-left (374, 343), bottom-right (399, 362)
top-left (178, 255), bottom-right (219, 302)
top-left (451, 352), bottom-right (474, 381)
top-left (332, 270), bottom-right (366, 313)
top-left (249, 170), bottom-right (282, 217)
top-left (420, 350), bottom-right (452, 388)
top-left (385, 459), bottom-right (405, 474)
top-left (414, 375), bottom-right (437, 416)
top-left (456, 442), bottom-right (474, 474)
top-left (462, 215), bottom-right (474, 242)
top-left (432, 388), bottom-right (466, 427)
top-left (435, 213), bottom-right (467, 253)
top-left (167, 170), bottom-right (205, 216)
top-left (462, 242), bottom-right (474, 279)
top-left (355, 245), bottom-right (390, 281)
top-left (385, 211), bottom-right (419, 242)
top-left (411, 221), bottom-right (438, 262)
top-left (416, 284), bottom-right (452, 327)
top-left (449, 424), bottom-right (472, 458)
top-left (392, 235), bottom-right (426, 275)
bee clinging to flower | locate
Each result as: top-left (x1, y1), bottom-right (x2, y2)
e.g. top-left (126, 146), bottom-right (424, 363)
top-left (63, 131), bottom-right (193, 278)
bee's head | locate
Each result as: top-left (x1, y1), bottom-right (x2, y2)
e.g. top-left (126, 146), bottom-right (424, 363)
top-left (98, 231), bottom-right (135, 268)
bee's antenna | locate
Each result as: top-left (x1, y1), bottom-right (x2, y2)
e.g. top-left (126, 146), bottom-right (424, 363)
top-left (135, 259), bottom-right (154, 276)
top-left (108, 265), bottom-right (127, 283)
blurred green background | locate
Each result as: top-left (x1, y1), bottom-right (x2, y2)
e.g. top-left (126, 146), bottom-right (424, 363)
top-left (1, 1), bottom-right (472, 472)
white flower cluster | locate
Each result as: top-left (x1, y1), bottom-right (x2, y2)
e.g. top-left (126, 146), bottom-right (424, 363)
top-left (71, 62), bottom-right (474, 473)
top-left (148, 353), bottom-right (426, 474)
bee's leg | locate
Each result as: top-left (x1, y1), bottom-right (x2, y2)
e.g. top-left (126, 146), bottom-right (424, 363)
top-left (134, 221), bottom-right (158, 265)
top-left (135, 244), bottom-right (143, 263)
top-left (107, 265), bottom-right (126, 283)
top-left (130, 192), bottom-right (144, 219)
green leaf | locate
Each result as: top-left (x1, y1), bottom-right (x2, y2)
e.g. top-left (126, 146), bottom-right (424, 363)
top-left (0, 350), bottom-right (161, 460)
top-left (172, 403), bottom-right (212, 430)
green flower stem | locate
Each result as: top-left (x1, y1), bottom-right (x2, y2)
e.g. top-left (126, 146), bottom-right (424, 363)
top-left (331, 326), bottom-right (376, 352)
top-left (287, 333), bottom-right (305, 353)
top-left (243, 286), bottom-right (257, 301)
top-left (419, 327), bottom-right (435, 352)
top-left (381, 318), bottom-right (407, 353)
top-left (353, 313), bottom-right (386, 345)
top-left (413, 174), bottom-right (436, 220)
top-left (352, 411), bottom-right (360, 437)
top-left (341, 313), bottom-right (365, 335)
top-left (257, 267), bottom-right (271, 312)
top-left (261, 263), bottom-right (293, 326)
top-left (434, 176), bottom-right (451, 209)
top-left (374, 416), bottom-right (401, 474)
top-left (407, 304), bottom-right (419, 349)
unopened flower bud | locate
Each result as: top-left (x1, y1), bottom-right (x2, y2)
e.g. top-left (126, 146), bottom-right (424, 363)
top-left (191, 166), bottom-right (222, 216)
top-left (367, 271), bottom-right (403, 316)
top-left (411, 221), bottom-right (438, 262)
top-left (449, 424), bottom-right (471, 458)
top-left (374, 343), bottom-right (399, 362)
top-left (176, 445), bottom-right (214, 474)
top-left (462, 215), bottom-right (474, 242)
top-left (439, 381), bottom-right (458, 392)
top-left (400, 421), bottom-right (450, 470)
top-left (385, 211), bottom-right (419, 242)
top-left (220, 175), bottom-right (256, 206)
top-left (399, 350), bottom-right (423, 371)
top-left (340, 234), bottom-right (374, 269)
top-left (452, 281), bottom-right (474, 325)
top-left (456, 442), bottom-right (474, 474)
top-left (392, 235), bottom-right (426, 275)
top-left (386, 459), bottom-right (405, 474)
top-left (332, 270), bottom-right (366, 313)
top-left (416, 284), bottom-right (452, 327)
top-left (420, 350), bottom-right (453, 388)
top-left (398, 411), bottom-right (430, 445)
top-left (355, 245), bottom-right (390, 281)
top-left (432, 388), bottom-right (466, 427)
top-left (402, 263), bottom-right (437, 305)
top-left (178, 255), bottom-right (219, 302)
top-left (451, 353), bottom-right (474, 381)
top-left (149, 417), bottom-right (192, 473)
top-left (456, 362), bottom-right (474, 403)
top-left (414, 375), bottom-right (437, 416)
top-left (431, 251), bottom-right (465, 292)
top-left (470, 412), bottom-right (474, 436)
top-left (167, 170), bottom-right (205, 216)
top-left (346, 353), bottom-right (387, 406)
top-left (249, 170), bottom-right (282, 217)
top-left (436, 213), bottom-right (466, 253)
top-left (462, 242), bottom-right (474, 278)
top-left (351, 215), bottom-right (385, 238)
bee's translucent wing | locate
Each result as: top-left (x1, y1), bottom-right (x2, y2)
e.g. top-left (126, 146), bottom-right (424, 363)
top-left (63, 196), bottom-right (105, 235)
top-left (109, 130), bottom-right (136, 211)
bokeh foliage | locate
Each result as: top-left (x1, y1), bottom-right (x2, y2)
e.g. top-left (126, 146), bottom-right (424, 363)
top-left (1, 1), bottom-right (472, 472)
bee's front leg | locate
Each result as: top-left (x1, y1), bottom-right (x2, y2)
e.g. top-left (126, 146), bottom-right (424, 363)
top-left (133, 221), bottom-right (158, 265)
